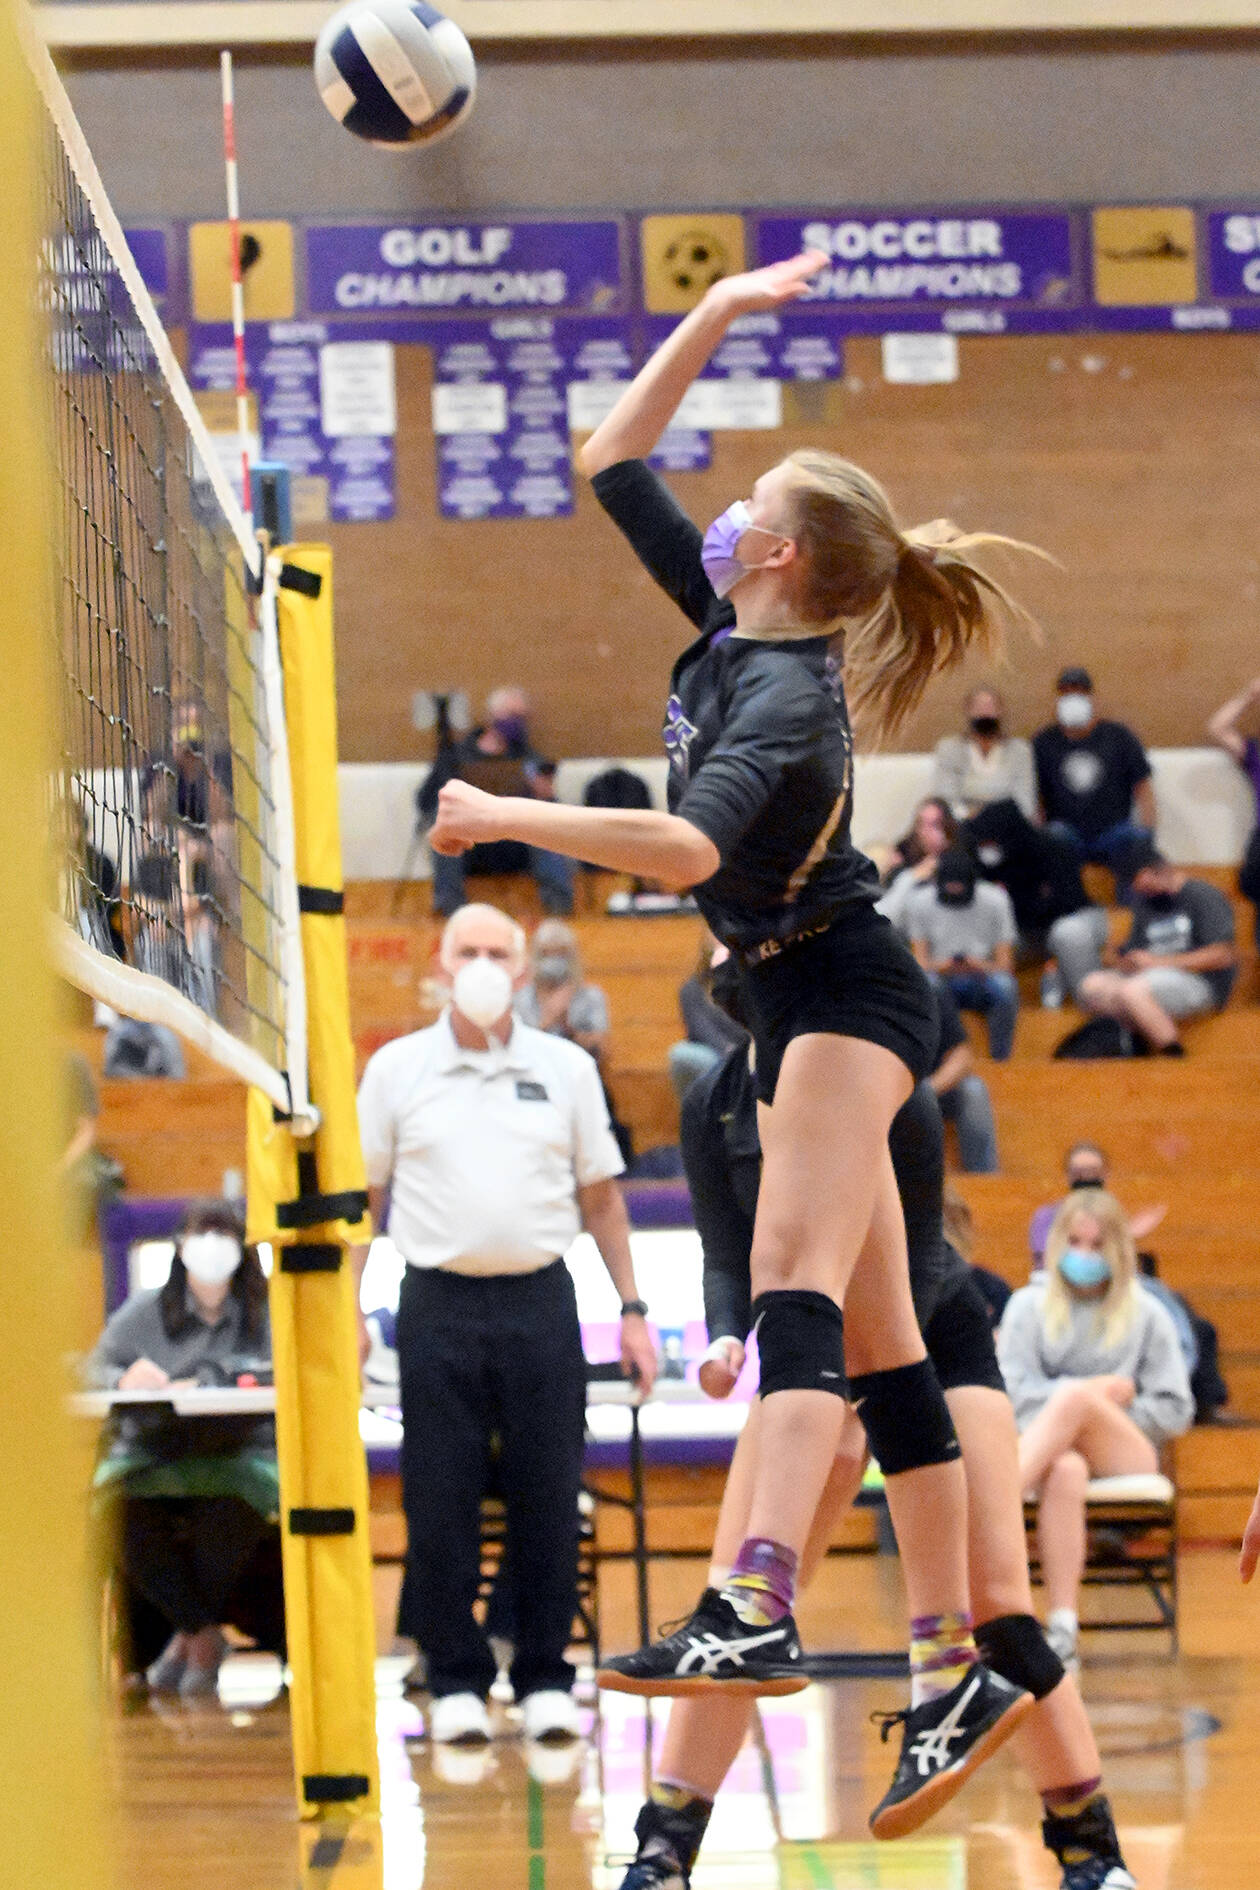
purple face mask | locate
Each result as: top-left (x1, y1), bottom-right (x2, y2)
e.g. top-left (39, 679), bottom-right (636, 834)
top-left (701, 500), bottom-right (783, 600)
top-left (492, 714), bottom-right (528, 747)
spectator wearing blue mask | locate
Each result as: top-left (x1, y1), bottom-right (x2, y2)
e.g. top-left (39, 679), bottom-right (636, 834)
top-left (997, 1188), bottom-right (1193, 1671)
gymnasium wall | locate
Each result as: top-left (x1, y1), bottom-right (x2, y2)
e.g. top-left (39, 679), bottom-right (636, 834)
top-left (61, 38), bottom-right (1260, 762)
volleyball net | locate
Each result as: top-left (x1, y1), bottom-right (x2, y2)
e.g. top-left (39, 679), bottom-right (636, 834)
top-left (34, 36), bottom-right (309, 1123)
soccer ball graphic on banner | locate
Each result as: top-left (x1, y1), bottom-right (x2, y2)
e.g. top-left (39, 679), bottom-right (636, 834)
top-left (314, 0), bottom-right (476, 148)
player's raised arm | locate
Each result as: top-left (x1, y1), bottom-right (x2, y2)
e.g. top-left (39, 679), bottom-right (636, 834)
top-left (577, 252), bottom-right (826, 477)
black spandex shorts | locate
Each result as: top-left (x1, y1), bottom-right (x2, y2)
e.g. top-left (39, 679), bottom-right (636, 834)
top-left (922, 1272), bottom-right (1008, 1395)
top-left (740, 907), bottom-right (937, 1105)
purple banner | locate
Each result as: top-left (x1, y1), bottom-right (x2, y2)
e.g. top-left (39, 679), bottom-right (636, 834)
top-left (306, 219), bottom-right (627, 319)
top-left (648, 428), bottom-right (712, 473)
top-left (187, 321), bottom-right (396, 523)
top-left (1206, 210), bottom-right (1260, 301)
top-left (755, 208), bottom-right (1079, 332)
top-left (124, 228), bottom-right (169, 309)
top-left (429, 315), bottom-right (600, 520)
top-left (642, 309), bottom-right (845, 380)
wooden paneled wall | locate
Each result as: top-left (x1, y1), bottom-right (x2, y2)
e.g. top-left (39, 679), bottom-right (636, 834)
top-left (319, 330), bottom-right (1260, 765)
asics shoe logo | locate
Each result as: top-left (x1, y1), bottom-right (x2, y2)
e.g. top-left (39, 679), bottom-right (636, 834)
top-left (675, 1626), bottom-right (788, 1676)
top-left (906, 1673), bottom-right (983, 1776)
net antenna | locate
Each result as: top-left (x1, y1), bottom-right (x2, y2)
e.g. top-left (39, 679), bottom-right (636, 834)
top-left (219, 50), bottom-right (252, 516)
top-left (30, 25), bottom-right (315, 1133)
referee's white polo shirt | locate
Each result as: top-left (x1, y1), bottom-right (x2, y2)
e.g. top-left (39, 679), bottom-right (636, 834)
top-left (356, 1011), bottom-right (624, 1276)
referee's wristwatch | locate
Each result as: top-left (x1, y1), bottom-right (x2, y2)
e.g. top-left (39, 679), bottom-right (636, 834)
top-left (619, 1299), bottom-right (649, 1319)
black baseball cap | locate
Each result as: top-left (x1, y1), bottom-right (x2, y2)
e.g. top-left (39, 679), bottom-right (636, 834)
top-left (1056, 666), bottom-right (1093, 692)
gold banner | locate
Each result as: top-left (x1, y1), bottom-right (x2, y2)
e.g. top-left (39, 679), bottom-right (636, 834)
top-left (1092, 207), bottom-right (1198, 307)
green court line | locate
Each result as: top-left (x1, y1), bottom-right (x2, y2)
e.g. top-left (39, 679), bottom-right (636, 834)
top-left (527, 1773), bottom-right (545, 1890)
top-left (796, 1847), bottom-right (835, 1889)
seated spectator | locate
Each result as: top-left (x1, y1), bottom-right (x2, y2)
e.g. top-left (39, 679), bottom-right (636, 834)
top-left (103, 1016), bottom-right (186, 1080)
top-left (419, 687), bottom-right (574, 918)
top-left (1033, 667), bottom-right (1156, 878)
top-left (1068, 842), bottom-right (1237, 1054)
top-left (667, 934), bottom-right (749, 1102)
top-left (131, 849), bottom-right (219, 1017)
top-left (931, 685), bottom-right (1037, 820)
top-left (76, 809), bottom-right (125, 960)
top-left (877, 796), bottom-right (960, 937)
top-left (516, 920), bottom-right (632, 1164)
top-left (929, 976), bottom-right (1000, 1173)
top-left (908, 848), bottom-right (1020, 1060)
top-left (964, 796), bottom-right (1092, 960)
top-left (86, 1200), bottom-right (280, 1698)
top-left (1207, 673), bottom-right (1260, 947)
top-left (1029, 1141), bottom-right (1168, 1271)
top-left (515, 921), bottom-right (609, 1060)
top-left (997, 1187), bottom-right (1193, 1670)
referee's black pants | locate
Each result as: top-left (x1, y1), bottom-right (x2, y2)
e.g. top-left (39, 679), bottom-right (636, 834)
top-left (396, 1259), bottom-right (587, 1702)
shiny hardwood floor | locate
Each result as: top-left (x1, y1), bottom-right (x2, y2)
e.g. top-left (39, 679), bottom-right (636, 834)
top-left (110, 1549), bottom-right (1260, 1890)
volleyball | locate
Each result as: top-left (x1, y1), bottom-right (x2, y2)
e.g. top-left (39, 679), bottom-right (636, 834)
top-left (314, 0), bottom-right (476, 148)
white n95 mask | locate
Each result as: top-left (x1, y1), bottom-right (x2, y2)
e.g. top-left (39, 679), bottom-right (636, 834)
top-left (452, 956), bottom-right (513, 1029)
top-left (181, 1231), bottom-right (242, 1287)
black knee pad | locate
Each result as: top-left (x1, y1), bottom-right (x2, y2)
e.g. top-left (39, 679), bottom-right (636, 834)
top-left (751, 1290), bottom-right (846, 1399)
top-left (976, 1612), bottom-right (1066, 1702)
top-left (848, 1357), bottom-right (960, 1475)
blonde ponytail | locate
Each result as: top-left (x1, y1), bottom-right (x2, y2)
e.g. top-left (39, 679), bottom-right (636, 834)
top-left (781, 450), bottom-right (1046, 739)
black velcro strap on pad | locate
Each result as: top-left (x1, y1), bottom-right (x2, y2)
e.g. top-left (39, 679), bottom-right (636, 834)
top-left (279, 562), bottom-right (323, 598)
top-left (297, 884), bottom-right (344, 914)
top-left (279, 1243), bottom-right (343, 1274)
top-left (276, 1189), bottom-right (369, 1230)
top-left (975, 1613), bottom-right (1066, 1702)
top-left (751, 1289), bottom-right (846, 1399)
top-left (848, 1357), bottom-right (960, 1476)
top-left (288, 1507), bottom-right (356, 1536)
top-left (302, 1774), bottom-right (370, 1803)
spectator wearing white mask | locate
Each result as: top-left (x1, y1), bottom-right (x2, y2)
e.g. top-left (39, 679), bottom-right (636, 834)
top-left (1033, 667), bottom-right (1156, 879)
top-left (353, 903), bottom-right (656, 1747)
top-left (86, 1200), bottom-right (279, 1699)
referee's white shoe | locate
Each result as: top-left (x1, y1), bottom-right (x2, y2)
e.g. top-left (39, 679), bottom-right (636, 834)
top-left (521, 1689), bottom-right (582, 1742)
top-left (429, 1692), bottom-right (492, 1744)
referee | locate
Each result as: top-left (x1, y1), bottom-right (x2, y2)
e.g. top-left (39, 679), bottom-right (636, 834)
top-left (354, 903), bottom-right (657, 1746)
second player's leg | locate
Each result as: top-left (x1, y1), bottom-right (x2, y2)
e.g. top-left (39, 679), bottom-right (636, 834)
top-left (738, 1034), bottom-right (913, 1559)
top-left (946, 1387), bottom-right (1100, 1792)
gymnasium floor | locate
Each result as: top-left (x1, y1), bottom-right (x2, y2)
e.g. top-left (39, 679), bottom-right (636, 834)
top-left (113, 1549), bottom-right (1257, 1890)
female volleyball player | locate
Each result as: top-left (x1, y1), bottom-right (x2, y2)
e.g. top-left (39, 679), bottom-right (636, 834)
top-left (430, 249), bottom-right (1040, 1829)
top-left (615, 1025), bottom-right (1135, 1888)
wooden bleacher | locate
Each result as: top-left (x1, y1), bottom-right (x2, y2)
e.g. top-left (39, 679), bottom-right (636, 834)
top-left (81, 865), bottom-right (1260, 1536)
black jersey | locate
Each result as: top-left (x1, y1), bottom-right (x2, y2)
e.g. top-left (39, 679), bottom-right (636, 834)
top-left (591, 458), bottom-right (880, 952)
top-left (681, 1042), bottom-right (967, 1344)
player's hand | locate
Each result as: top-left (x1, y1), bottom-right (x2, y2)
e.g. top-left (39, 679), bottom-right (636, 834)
top-left (1099, 1374), bottom-right (1136, 1406)
top-left (1129, 1203), bottom-right (1168, 1244)
top-left (119, 1358), bottom-right (170, 1390)
top-left (1121, 949), bottom-right (1157, 972)
top-left (1240, 1482), bottom-right (1260, 1582)
top-left (621, 1314), bottom-right (658, 1398)
top-left (699, 1336), bottom-right (745, 1400)
top-left (430, 780), bottom-right (505, 856)
top-left (356, 1306), bottom-right (372, 1371)
top-left (538, 982), bottom-right (577, 1032)
top-left (705, 250), bottom-right (827, 318)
